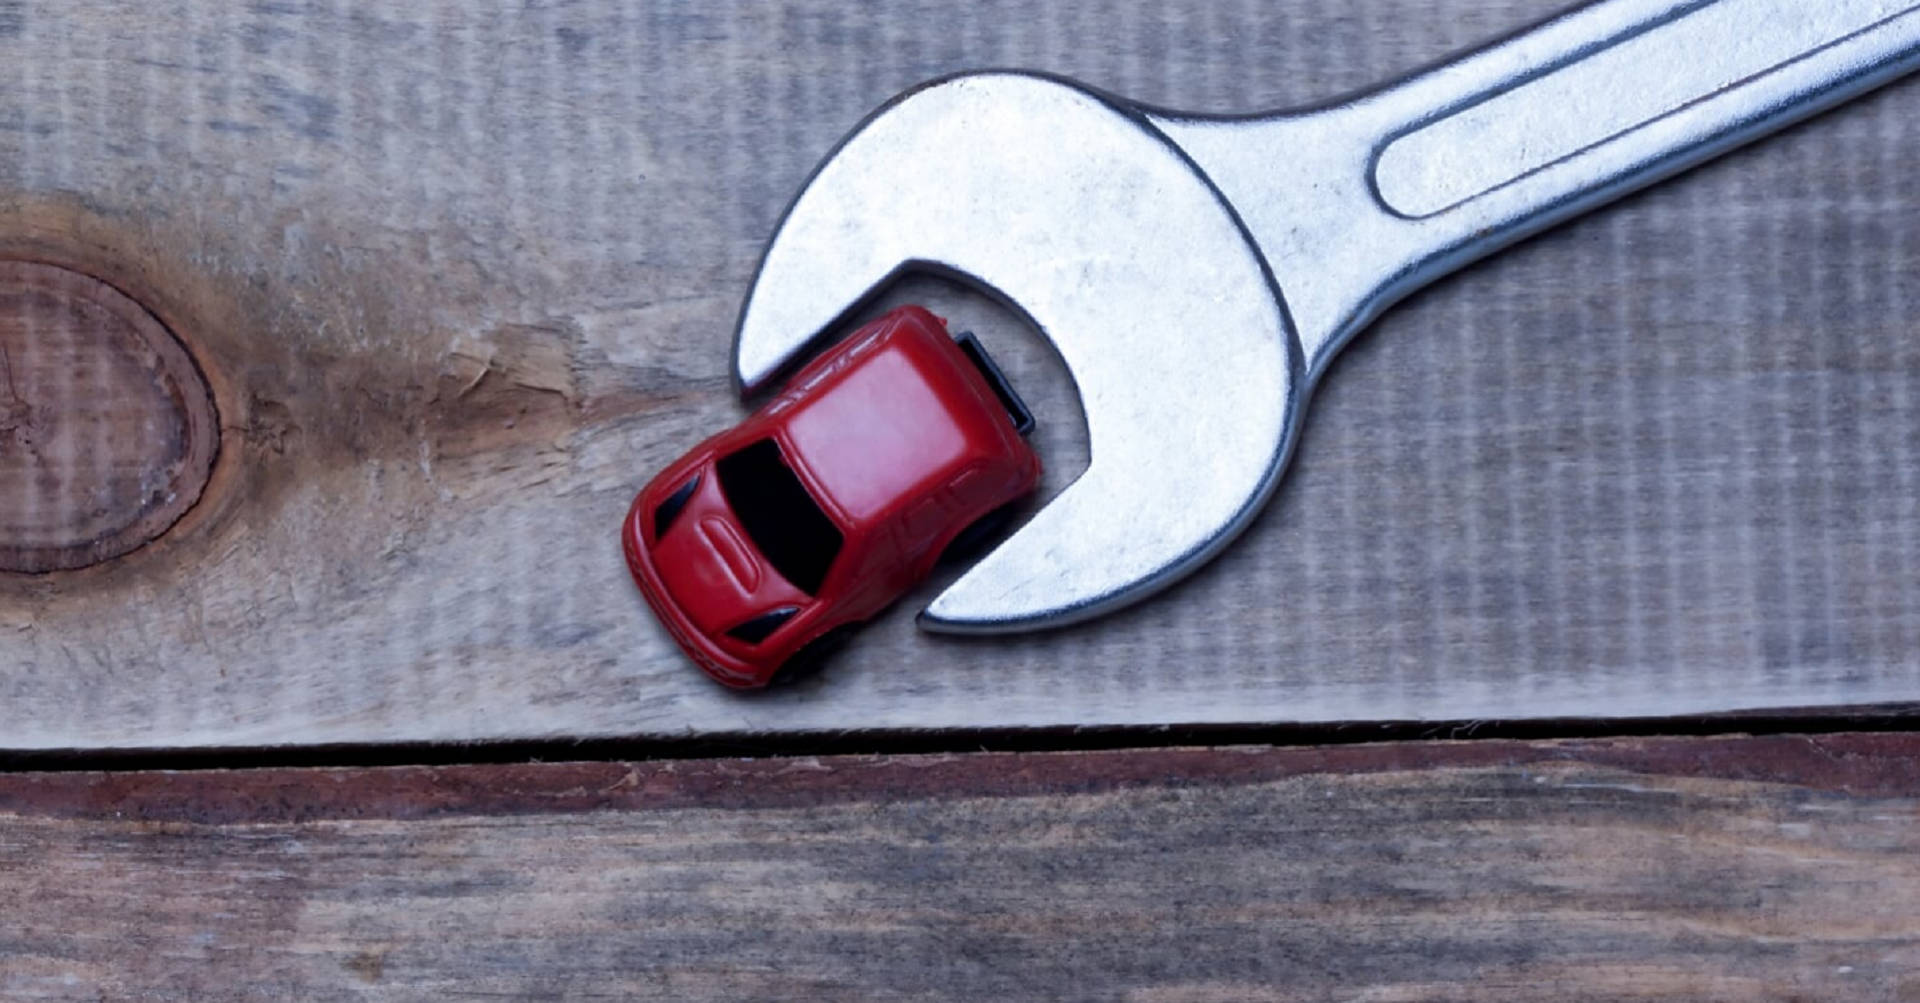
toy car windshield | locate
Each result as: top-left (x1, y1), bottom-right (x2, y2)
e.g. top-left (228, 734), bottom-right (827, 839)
top-left (714, 438), bottom-right (843, 595)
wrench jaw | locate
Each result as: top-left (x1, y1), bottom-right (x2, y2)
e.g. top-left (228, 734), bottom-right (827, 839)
top-left (733, 72), bottom-right (1305, 633)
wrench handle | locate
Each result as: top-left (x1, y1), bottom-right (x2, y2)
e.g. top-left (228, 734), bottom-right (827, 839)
top-left (1369, 0), bottom-right (1920, 220)
top-left (1156, 0), bottom-right (1920, 380)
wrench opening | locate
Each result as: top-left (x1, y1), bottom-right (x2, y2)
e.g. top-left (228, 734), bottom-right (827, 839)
top-left (733, 73), bottom-right (1302, 633)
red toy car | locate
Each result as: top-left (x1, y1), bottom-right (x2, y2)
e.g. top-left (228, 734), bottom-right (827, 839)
top-left (623, 305), bottom-right (1042, 688)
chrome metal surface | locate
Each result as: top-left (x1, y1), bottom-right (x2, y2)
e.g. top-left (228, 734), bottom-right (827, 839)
top-left (1156, 0), bottom-right (1920, 381)
top-left (734, 0), bottom-right (1920, 633)
top-left (734, 77), bottom-right (1301, 631)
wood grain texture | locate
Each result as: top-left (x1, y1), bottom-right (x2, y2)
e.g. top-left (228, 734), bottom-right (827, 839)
top-left (1, 1), bottom-right (1918, 749)
top-left (0, 261), bottom-right (218, 572)
top-left (3, 734), bottom-right (1919, 1000)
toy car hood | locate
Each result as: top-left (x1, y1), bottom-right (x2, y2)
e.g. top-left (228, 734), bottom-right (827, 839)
top-left (646, 464), bottom-right (812, 640)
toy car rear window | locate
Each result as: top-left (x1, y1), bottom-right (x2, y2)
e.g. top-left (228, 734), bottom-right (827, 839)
top-left (715, 438), bottom-right (844, 595)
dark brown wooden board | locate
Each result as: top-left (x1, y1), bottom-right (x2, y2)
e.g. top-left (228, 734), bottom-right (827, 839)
top-left (3, 0), bottom-right (1919, 749)
top-left (3, 734), bottom-right (1918, 1000)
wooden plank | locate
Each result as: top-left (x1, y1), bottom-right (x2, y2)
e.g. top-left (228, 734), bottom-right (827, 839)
top-left (2, 1), bottom-right (1919, 749)
top-left (3, 734), bottom-right (1919, 999)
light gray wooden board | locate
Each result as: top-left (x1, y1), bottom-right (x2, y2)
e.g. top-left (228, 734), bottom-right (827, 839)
top-left (5, 737), bottom-right (1920, 1000)
top-left (1, 1), bottom-right (1918, 749)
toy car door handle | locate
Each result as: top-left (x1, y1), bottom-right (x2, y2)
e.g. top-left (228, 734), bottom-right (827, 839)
top-left (733, 0), bottom-right (1920, 634)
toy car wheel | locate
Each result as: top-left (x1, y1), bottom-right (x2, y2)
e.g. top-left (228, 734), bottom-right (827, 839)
top-left (770, 625), bottom-right (858, 687)
top-left (938, 503), bottom-right (1019, 567)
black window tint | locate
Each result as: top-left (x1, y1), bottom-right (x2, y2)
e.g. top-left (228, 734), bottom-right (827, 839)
top-left (652, 474), bottom-right (700, 539)
top-left (715, 439), bottom-right (843, 595)
top-left (726, 607), bottom-right (798, 645)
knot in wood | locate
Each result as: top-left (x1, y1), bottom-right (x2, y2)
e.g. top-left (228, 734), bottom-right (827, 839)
top-left (0, 261), bottom-right (218, 572)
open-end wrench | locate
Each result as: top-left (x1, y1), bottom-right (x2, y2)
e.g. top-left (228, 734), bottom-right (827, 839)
top-left (733, 0), bottom-right (1920, 634)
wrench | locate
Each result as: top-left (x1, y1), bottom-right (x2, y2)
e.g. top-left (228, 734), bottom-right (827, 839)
top-left (733, 0), bottom-right (1920, 634)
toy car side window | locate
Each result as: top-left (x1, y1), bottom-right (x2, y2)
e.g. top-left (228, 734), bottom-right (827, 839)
top-left (714, 438), bottom-right (844, 595)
